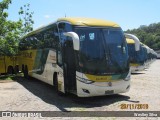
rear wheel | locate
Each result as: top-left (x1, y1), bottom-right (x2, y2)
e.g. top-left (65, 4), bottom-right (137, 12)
top-left (24, 65), bottom-right (29, 79)
top-left (22, 64), bottom-right (25, 73)
top-left (7, 66), bottom-right (14, 75)
top-left (14, 65), bottom-right (19, 74)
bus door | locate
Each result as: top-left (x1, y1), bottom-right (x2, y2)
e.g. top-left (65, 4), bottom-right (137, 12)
top-left (58, 23), bottom-right (77, 93)
top-left (62, 40), bottom-right (76, 93)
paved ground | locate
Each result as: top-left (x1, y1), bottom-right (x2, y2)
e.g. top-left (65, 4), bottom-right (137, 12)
top-left (0, 60), bottom-right (160, 120)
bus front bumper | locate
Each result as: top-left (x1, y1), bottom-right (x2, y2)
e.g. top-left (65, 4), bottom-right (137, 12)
top-left (76, 79), bottom-right (130, 97)
top-left (131, 65), bottom-right (145, 73)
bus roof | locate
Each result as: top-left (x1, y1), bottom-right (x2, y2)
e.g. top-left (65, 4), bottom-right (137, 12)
top-left (126, 38), bottom-right (135, 44)
top-left (25, 17), bottom-right (120, 37)
top-left (57, 17), bottom-right (120, 27)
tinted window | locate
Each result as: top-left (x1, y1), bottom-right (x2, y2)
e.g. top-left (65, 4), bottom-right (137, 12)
top-left (19, 24), bottom-right (59, 50)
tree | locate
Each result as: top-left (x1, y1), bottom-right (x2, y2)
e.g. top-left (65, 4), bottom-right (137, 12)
top-left (0, 0), bottom-right (34, 56)
top-left (0, 0), bottom-right (21, 55)
top-left (19, 3), bottom-right (34, 36)
top-left (125, 22), bottom-right (160, 50)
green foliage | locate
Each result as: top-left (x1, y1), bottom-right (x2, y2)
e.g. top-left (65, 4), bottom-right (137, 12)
top-left (0, 0), bottom-right (20, 55)
top-left (19, 3), bottom-right (34, 36)
top-left (0, 0), bottom-right (34, 56)
top-left (0, 0), bottom-right (11, 11)
top-left (126, 22), bottom-right (160, 50)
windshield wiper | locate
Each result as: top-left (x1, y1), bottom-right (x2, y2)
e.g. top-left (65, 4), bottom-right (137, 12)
top-left (107, 46), bottom-right (125, 73)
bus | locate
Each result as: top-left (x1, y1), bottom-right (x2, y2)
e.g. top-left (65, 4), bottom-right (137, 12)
top-left (18, 17), bottom-right (131, 97)
top-left (144, 46), bottom-right (157, 68)
top-left (125, 33), bottom-right (157, 72)
top-left (0, 55), bottom-right (19, 75)
top-left (125, 34), bottom-right (146, 72)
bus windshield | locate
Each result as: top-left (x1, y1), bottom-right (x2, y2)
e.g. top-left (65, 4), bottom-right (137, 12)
top-left (137, 45), bottom-right (147, 64)
top-left (74, 27), bottom-right (129, 75)
top-left (128, 44), bottom-right (146, 64)
top-left (128, 44), bottom-right (137, 63)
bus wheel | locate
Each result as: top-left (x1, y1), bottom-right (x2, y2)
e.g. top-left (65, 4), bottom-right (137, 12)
top-left (14, 65), bottom-right (19, 74)
top-left (7, 66), bottom-right (14, 75)
top-left (22, 64), bottom-right (25, 73)
top-left (24, 65), bottom-right (29, 79)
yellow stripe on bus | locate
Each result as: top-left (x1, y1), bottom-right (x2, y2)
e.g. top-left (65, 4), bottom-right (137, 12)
top-left (18, 49), bottom-right (38, 75)
top-left (130, 63), bottom-right (140, 67)
top-left (85, 74), bottom-right (113, 82)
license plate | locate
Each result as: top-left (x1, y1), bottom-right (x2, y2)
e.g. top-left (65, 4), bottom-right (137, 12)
top-left (105, 90), bottom-right (114, 94)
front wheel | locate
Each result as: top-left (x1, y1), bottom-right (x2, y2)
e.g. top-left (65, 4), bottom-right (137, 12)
top-left (14, 65), bottom-right (19, 74)
top-left (7, 66), bottom-right (14, 75)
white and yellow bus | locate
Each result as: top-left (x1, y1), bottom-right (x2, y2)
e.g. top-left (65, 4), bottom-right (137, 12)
top-left (125, 33), bottom-right (157, 72)
top-left (125, 34), bottom-right (146, 72)
top-left (144, 45), bottom-right (157, 68)
top-left (18, 17), bottom-right (131, 97)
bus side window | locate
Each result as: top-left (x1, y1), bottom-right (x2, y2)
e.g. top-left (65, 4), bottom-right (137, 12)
top-left (56, 24), bottom-right (64, 66)
top-left (30, 36), bottom-right (39, 49)
top-left (52, 26), bottom-right (59, 49)
top-left (36, 33), bottom-right (44, 49)
top-left (19, 38), bottom-right (29, 50)
top-left (25, 37), bottom-right (32, 50)
top-left (19, 39), bottom-right (25, 50)
top-left (42, 25), bottom-right (60, 49)
top-left (58, 23), bottom-right (66, 43)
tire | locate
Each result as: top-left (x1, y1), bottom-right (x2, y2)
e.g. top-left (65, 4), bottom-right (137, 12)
top-left (7, 66), bottom-right (14, 75)
top-left (22, 64), bottom-right (25, 73)
top-left (14, 65), bottom-right (19, 74)
top-left (24, 65), bottom-right (29, 79)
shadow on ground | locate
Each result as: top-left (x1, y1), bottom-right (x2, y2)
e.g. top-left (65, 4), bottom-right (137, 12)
top-left (12, 76), bottom-right (139, 111)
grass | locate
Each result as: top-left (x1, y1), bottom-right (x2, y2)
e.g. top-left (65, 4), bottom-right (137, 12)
top-left (0, 73), bottom-right (23, 81)
top-left (0, 75), bottom-right (15, 81)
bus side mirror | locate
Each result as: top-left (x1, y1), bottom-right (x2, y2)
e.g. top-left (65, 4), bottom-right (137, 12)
top-left (125, 33), bottom-right (140, 51)
top-left (63, 32), bottom-right (80, 51)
